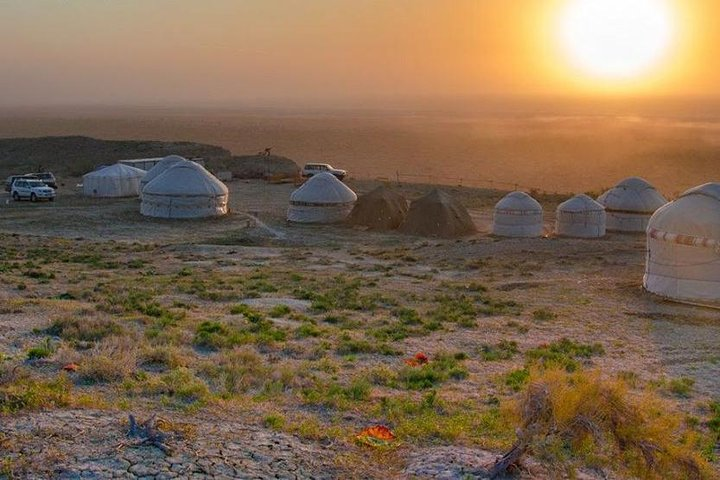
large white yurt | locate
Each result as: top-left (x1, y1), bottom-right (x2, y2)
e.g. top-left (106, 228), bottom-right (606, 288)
top-left (492, 191), bottom-right (543, 237)
top-left (597, 177), bottom-right (667, 232)
top-left (140, 160), bottom-right (229, 219)
top-left (82, 163), bottom-right (147, 198)
top-left (287, 172), bottom-right (357, 224)
top-left (140, 155), bottom-right (187, 190)
top-left (644, 183), bottom-right (720, 304)
top-left (555, 194), bottom-right (606, 238)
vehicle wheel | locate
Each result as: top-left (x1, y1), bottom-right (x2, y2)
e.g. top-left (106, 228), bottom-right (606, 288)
top-left (30, 193), bottom-right (37, 202)
top-left (12, 192), bottom-right (19, 201)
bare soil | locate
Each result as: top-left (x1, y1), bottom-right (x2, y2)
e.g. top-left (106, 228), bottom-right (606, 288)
top-left (1, 179), bottom-right (718, 479)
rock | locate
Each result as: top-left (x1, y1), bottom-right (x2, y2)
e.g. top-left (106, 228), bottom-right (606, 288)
top-left (226, 154), bottom-right (299, 179)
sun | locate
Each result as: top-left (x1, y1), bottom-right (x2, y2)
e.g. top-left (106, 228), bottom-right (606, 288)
top-left (558, 0), bottom-right (676, 80)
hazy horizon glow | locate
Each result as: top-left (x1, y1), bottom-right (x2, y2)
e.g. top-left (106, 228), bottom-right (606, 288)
top-left (0, 0), bottom-right (718, 107)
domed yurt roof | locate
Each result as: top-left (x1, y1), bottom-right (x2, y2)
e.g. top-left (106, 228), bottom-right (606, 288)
top-left (290, 172), bottom-right (357, 205)
top-left (597, 176), bottom-right (667, 213)
top-left (495, 191), bottom-right (542, 212)
top-left (555, 194), bottom-right (606, 238)
top-left (644, 182), bottom-right (720, 304)
top-left (348, 186), bottom-right (408, 230)
top-left (648, 183), bottom-right (720, 240)
top-left (557, 194), bottom-right (604, 213)
top-left (399, 189), bottom-right (476, 238)
top-left (141, 155), bottom-right (187, 188)
top-left (287, 172), bottom-right (357, 224)
top-left (143, 160), bottom-right (228, 197)
top-left (492, 191), bottom-right (544, 238)
top-left (84, 163), bottom-right (146, 179)
top-left (82, 163), bottom-right (147, 197)
top-left (140, 160), bottom-right (229, 219)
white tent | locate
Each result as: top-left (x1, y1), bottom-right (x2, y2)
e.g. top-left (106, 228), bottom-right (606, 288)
top-left (644, 183), bottom-right (720, 304)
top-left (287, 172), bottom-right (357, 223)
top-left (492, 191), bottom-right (543, 237)
top-left (140, 155), bottom-right (187, 190)
top-left (82, 163), bottom-right (147, 198)
top-left (597, 177), bottom-right (666, 232)
top-left (140, 160), bottom-right (229, 219)
top-left (555, 194), bottom-right (606, 238)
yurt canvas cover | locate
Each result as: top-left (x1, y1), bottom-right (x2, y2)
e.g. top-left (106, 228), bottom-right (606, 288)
top-left (644, 183), bottom-right (720, 304)
top-left (399, 189), bottom-right (476, 238)
top-left (348, 186), bottom-right (408, 230)
top-left (287, 172), bottom-right (357, 224)
top-left (141, 155), bottom-right (187, 190)
top-left (597, 177), bottom-right (667, 232)
top-left (555, 194), bottom-right (606, 238)
top-left (492, 191), bottom-right (543, 238)
top-left (82, 163), bottom-right (147, 198)
top-left (140, 160), bottom-right (229, 219)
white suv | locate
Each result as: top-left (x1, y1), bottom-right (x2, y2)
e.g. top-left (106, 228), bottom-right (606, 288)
top-left (301, 163), bottom-right (347, 180)
top-left (11, 179), bottom-right (56, 202)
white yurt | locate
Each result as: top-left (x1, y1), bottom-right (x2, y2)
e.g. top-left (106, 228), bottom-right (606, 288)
top-left (555, 194), bottom-right (606, 238)
top-left (644, 183), bottom-right (720, 304)
top-left (140, 155), bottom-right (187, 190)
top-left (140, 160), bottom-right (229, 219)
top-left (287, 172), bottom-right (357, 223)
top-left (82, 163), bottom-right (147, 198)
top-left (492, 191), bottom-right (543, 237)
top-left (597, 177), bottom-right (667, 232)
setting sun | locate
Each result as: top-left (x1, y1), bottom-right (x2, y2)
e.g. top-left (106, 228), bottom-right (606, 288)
top-left (558, 0), bottom-right (676, 80)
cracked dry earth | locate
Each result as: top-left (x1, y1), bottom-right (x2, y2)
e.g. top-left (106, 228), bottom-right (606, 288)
top-left (3, 410), bottom-right (356, 479)
top-left (3, 409), bottom-right (545, 479)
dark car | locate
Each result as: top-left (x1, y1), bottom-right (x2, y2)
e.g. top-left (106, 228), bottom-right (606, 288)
top-left (31, 172), bottom-right (58, 189)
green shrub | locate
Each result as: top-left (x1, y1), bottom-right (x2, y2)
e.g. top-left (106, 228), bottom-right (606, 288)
top-left (26, 338), bottom-right (54, 360)
top-left (504, 368), bottom-right (530, 392)
top-left (480, 340), bottom-right (519, 361)
top-left (269, 304), bottom-right (292, 318)
top-left (668, 377), bottom-right (695, 398)
top-left (194, 321), bottom-right (247, 350)
top-left (0, 376), bottom-right (72, 413)
top-left (532, 308), bottom-right (557, 321)
top-left (399, 353), bottom-right (469, 390)
top-left (525, 338), bottom-right (604, 372)
top-left (46, 317), bottom-right (122, 342)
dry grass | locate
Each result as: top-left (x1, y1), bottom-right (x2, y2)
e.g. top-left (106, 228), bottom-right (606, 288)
top-left (507, 368), bottom-right (714, 479)
top-left (77, 336), bottom-right (138, 384)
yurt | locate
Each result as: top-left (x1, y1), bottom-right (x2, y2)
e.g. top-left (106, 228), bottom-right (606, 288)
top-left (399, 189), bottom-right (476, 238)
top-left (555, 194), bottom-right (606, 238)
top-left (140, 155), bottom-right (187, 190)
top-left (82, 163), bottom-right (147, 198)
top-left (597, 177), bottom-right (667, 232)
top-left (287, 172), bottom-right (357, 223)
top-left (348, 186), bottom-right (408, 230)
top-left (492, 191), bottom-right (543, 238)
top-left (644, 183), bottom-right (720, 304)
top-left (140, 160), bottom-right (229, 219)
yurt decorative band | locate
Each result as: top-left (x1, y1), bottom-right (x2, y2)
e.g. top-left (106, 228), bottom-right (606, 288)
top-left (648, 228), bottom-right (720, 250)
top-left (290, 200), bottom-right (356, 207)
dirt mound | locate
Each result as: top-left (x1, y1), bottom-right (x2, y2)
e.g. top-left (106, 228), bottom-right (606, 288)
top-left (399, 189), bottom-right (477, 238)
top-left (0, 136), bottom-right (231, 178)
top-left (226, 154), bottom-right (299, 179)
top-left (348, 186), bottom-right (408, 230)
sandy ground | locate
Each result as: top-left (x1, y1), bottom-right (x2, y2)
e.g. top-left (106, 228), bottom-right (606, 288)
top-left (1, 179), bottom-right (719, 479)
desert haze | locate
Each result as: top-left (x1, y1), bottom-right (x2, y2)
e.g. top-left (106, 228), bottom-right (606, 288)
top-left (2, 96), bottom-right (720, 194)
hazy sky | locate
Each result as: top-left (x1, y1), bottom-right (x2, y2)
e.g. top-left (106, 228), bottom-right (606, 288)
top-left (0, 0), bottom-right (718, 107)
